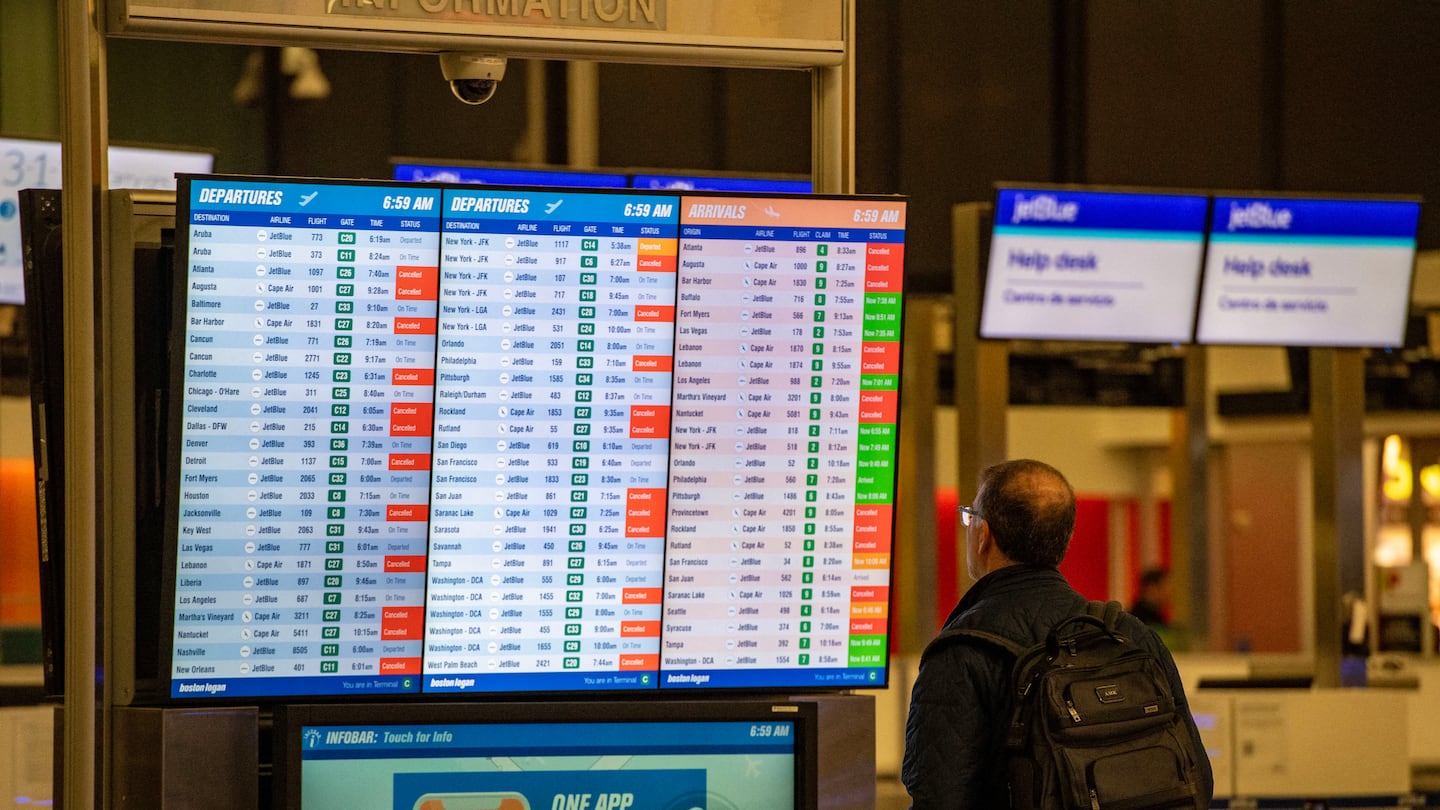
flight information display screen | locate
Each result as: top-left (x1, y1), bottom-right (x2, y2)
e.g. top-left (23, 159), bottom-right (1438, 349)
top-left (391, 161), bottom-right (629, 189)
top-left (1194, 194), bottom-right (1421, 348)
top-left (979, 186), bottom-right (1209, 343)
top-left (168, 176), bottom-right (905, 700)
top-left (274, 701), bottom-right (815, 810)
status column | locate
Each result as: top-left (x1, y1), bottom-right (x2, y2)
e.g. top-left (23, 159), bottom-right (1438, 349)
top-left (381, 261), bottom-right (439, 682)
top-left (851, 237), bottom-right (904, 675)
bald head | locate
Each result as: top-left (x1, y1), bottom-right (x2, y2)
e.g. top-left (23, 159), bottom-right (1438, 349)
top-left (973, 459), bottom-right (1076, 568)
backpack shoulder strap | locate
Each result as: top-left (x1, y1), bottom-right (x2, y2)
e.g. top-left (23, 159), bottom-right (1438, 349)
top-left (1087, 599), bottom-right (1125, 633)
top-left (919, 626), bottom-right (1027, 666)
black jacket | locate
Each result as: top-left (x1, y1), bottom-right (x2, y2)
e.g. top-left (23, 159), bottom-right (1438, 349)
top-left (901, 565), bottom-right (1214, 809)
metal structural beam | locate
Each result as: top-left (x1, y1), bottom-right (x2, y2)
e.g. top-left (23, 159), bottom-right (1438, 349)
top-left (105, 1), bottom-right (848, 66)
top-left (60, 0), bottom-right (106, 807)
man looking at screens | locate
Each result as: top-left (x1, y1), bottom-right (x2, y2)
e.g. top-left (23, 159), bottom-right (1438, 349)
top-left (901, 459), bottom-right (1213, 808)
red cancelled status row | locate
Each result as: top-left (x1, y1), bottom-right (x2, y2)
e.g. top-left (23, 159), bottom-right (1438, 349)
top-left (864, 244), bottom-right (903, 292)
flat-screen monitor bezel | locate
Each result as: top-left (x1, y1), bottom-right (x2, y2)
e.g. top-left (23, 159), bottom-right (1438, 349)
top-left (1193, 190), bottom-right (1422, 349)
top-left (977, 182), bottom-right (1212, 345)
top-left (389, 158), bottom-right (630, 189)
top-left (388, 157), bottom-right (814, 195)
top-left (158, 175), bottom-right (905, 704)
top-left (629, 171), bottom-right (813, 195)
top-left (273, 699), bottom-right (820, 810)
top-left (17, 187), bottom-right (65, 694)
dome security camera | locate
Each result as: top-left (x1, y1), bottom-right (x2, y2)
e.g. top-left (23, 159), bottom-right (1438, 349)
top-left (439, 52), bottom-right (507, 106)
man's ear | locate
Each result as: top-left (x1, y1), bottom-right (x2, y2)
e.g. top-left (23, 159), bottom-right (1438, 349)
top-left (975, 521), bottom-right (995, 560)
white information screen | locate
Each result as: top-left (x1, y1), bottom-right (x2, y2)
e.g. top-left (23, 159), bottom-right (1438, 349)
top-left (980, 187), bottom-right (1209, 343)
top-left (1195, 196), bottom-right (1421, 347)
top-left (1, 137), bottom-right (213, 303)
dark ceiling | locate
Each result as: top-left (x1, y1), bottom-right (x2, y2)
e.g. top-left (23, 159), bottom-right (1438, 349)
top-left (861, 1), bottom-right (1440, 294)
top-left (95, 2), bottom-right (1440, 298)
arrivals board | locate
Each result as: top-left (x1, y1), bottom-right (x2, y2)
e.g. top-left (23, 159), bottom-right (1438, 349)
top-left (168, 176), bottom-right (905, 699)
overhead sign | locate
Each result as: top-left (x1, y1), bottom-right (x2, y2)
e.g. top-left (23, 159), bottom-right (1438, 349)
top-left (106, 0), bottom-right (847, 66)
top-left (980, 186), bottom-right (1210, 344)
top-left (1194, 195), bottom-right (1421, 348)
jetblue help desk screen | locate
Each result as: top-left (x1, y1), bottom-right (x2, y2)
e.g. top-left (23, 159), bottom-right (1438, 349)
top-left (169, 176), bottom-right (905, 699)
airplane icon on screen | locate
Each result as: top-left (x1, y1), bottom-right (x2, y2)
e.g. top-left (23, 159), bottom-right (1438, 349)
top-left (299, 192), bottom-right (318, 206)
top-left (545, 199), bottom-right (564, 214)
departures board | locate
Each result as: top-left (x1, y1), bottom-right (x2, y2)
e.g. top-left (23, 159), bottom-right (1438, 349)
top-left (167, 175), bottom-right (906, 700)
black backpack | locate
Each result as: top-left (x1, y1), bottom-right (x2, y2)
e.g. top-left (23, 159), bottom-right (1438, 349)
top-left (920, 600), bottom-right (1207, 810)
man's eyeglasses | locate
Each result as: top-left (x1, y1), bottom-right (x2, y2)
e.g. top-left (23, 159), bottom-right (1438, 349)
top-left (958, 505), bottom-right (984, 528)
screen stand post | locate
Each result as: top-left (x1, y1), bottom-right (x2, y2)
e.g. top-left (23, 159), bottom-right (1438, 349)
top-left (113, 706), bottom-right (258, 809)
top-left (1310, 347), bottom-right (1366, 688)
top-left (797, 693), bottom-right (876, 810)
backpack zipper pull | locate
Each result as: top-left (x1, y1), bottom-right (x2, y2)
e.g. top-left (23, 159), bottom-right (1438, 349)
top-left (1089, 788), bottom-right (1100, 809)
top-left (1067, 700), bottom-right (1081, 723)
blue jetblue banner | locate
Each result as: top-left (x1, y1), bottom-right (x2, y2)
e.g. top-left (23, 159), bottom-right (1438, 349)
top-left (1210, 196), bottom-right (1421, 242)
top-left (993, 188), bottom-right (1210, 235)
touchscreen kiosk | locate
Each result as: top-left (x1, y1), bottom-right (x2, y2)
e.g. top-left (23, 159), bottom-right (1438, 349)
top-left (979, 185), bottom-right (1209, 343)
top-left (1194, 194), bottom-right (1421, 347)
top-left (274, 701), bottom-right (817, 810)
top-left (163, 175), bottom-right (905, 701)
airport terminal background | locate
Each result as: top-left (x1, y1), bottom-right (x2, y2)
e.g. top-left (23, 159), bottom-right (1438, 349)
top-left (8, 2), bottom-right (1440, 807)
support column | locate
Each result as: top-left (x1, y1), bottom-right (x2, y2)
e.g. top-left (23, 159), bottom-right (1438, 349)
top-left (811, 0), bottom-right (854, 194)
top-left (1310, 348), bottom-right (1365, 687)
top-left (1170, 347), bottom-right (1209, 643)
top-left (894, 298), bottom-right (939, 653)
top-left (565, 60), bottom-right (599, 168)
top-left (59, 0), bottom-right (106, 807)
top-left (951, 204), bottom-right (1006, 568)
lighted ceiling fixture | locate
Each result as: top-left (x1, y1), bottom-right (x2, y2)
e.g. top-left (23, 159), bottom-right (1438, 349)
top-left (231, 49), bottom-right (265, 106)
top-left (232, 47), bottom-right (331, 105)
top-left (281, 47), bottom-right (331, 100)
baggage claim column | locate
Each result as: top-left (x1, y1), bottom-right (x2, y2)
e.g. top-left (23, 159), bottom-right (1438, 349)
top-left (423, 189), bottom-right (677, 692)
top-left (173, 179), bottom-right (440, 698)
